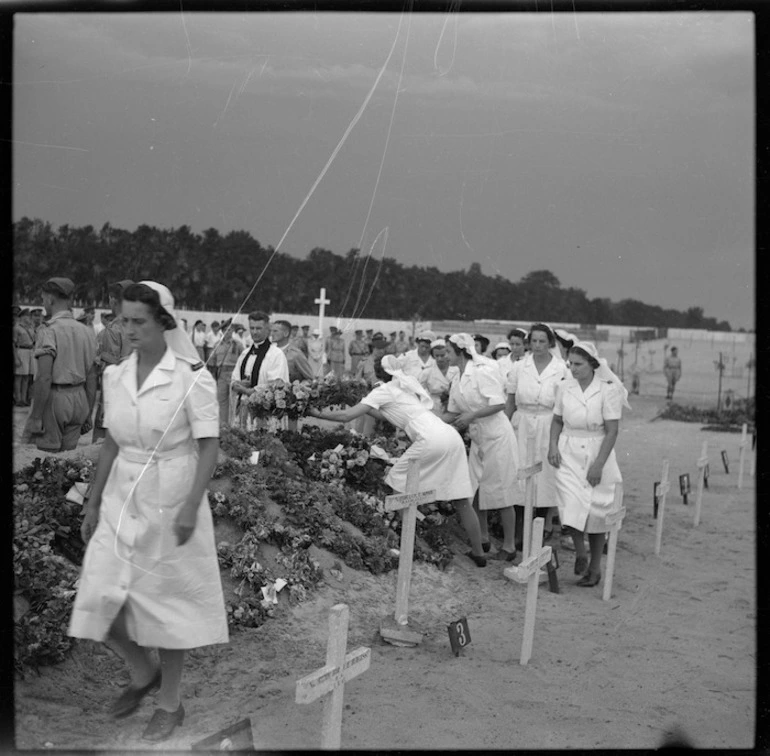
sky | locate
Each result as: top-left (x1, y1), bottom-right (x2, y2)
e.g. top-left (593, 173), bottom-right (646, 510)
top-left (13, 11), bottom-right (754, 329)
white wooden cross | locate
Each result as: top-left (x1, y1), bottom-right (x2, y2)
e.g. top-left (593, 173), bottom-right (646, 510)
top-left (654, 459), bottom-right (671, 556)
top-left (519, 436), bottom-right (543, 561)
top-left (602, 483), bottom-right (625, 602)
top-left (295, 604), bottom-right (371, 750)
top-left (315, 287), bottom-right (331, 337)
top-left (738, 423), bottom-right (748, 490)
top-left (694, 440), bottom-right (709, 528)
top-left (379, 458), bottom-right (434, 646)
top-left (503, 516), bottom-right (552, 665)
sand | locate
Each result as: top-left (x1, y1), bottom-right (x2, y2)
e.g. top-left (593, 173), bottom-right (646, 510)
top-left (13, 395), bottom-right (756, 750)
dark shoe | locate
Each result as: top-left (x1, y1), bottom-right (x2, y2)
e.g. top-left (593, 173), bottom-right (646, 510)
top-left (574, 555), bottom-right (588, 575)
top-left (491, 548), bottom-right (517, 563)
top-left (543, 530), bottom-right (553, 542)
top-left (482, 541), bottom-right (491, 553)
top-left (109, 669), bottom-right (162, 719)
top-left (577, 571), bottom-right (601, 587)
top-left (141, 704), bottom-right (185, 742)
top-left (464, 550), bottom-right (487, 567)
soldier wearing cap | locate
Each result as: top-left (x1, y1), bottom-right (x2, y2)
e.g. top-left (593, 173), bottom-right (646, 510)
top-left (92, 280), bottom-right (134, 442)
top-left (14, 308), bottom-right (36, 406)
top-left (25, 308), bottom-right (46, 405)
top-left (22, 277), bottom-right (98, 452)
top-left (348, 328), bottom-right (369, 374)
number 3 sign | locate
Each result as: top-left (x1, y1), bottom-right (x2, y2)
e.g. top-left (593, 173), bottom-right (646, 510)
top-left (447, 617), bottom-right (471, 656)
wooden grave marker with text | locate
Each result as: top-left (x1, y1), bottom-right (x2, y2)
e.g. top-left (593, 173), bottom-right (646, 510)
top-left (519, 436), bottom-right (543, 562)
top-left (503, 516), bottom-right (552, 665)
top-left (379, 458), bottom-right (435, 646)
top-left (602, 483), bottom-right (625, 602)
top-left (738, 423), bottom-right (748, 490)
top-left (694, 440), bottom-right (709, 528)
top-left (654, 460), bottom-right (671, 556)
top-left (295, 604), bottom-right (371, 750)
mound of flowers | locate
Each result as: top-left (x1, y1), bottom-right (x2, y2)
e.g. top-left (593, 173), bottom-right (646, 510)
top-left (13, 423), bottom-right (460, 675)
top-left (659, 398), bottom-right (755, 429)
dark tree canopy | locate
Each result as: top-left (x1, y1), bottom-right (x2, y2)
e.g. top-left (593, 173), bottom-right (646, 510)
top-left (12, 218), bottom-right (731, 331)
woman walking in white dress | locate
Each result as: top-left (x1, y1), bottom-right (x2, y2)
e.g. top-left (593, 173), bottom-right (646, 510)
top-left (444, 333), bottom-right (520, 562)
top-left (69, 282), bottom-right (227, 741)
top-left (309, 354), bottom-right (487, 565)
top-left (548, 341), bottom-right (628, 587)
top-left (505, 323), bottom-right (569, 549)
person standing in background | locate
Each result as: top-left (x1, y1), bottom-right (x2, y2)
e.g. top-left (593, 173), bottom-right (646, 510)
top-left (307, 328), bottom-right (326, 378)
top-left (191, 321), bottom-right (207, 360)
top-left (21, 277), bottom-right (98, 452)
top-left (663, 346), bottom-right (682, 401)
top-left (326, 326), bottom-right (346, 377)
top-left (272, 320), bottom-right (314, 382)
top-left (394, 330), bottom-right (410, 356)
top-left (25, 307), bottom-right (45, 406)
top-left (92, 280), bottom-right (134, 442)
top-left (348, 329), bottom-right (370, 375)
top-left (14, 308), bottom-right (35, 406)
top-left (210, 319), bottom-right (242, 425)
top-left (204, 321), bottom-right (223, 362)
top-left (399, 330), bottom-right (436, 379)
top-left (298, 324), bottom-right (310, 356)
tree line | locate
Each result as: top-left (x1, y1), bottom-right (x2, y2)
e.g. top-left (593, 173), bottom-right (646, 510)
top-left (13, 217), bottom-right (733, 331)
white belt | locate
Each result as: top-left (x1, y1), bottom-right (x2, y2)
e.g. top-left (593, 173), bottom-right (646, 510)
top-left (517, 405), bottom-right (553, 415)
top-left (562, 428), bottom-right (605, 439)
top-left (119, 445), bottom-right (194, 465)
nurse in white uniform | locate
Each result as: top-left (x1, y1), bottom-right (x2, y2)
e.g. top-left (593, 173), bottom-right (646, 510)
top-left (444, 333), bottom-right (520, 563)
top-left (308, 354), bottom-right (487, 566)
top-left (505, 323), bottom-right (569, 549)
top-left (548, 341), bottom-right (628, 588)
top-left (69, 282), bottom-right (227, 742)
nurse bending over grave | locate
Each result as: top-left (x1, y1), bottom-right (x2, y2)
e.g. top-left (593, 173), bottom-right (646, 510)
top-left (68, 282), bottom-right (228, 743)
top-left (548, 341), bottom-right (628, 588)
top-left (308, 354), bottom-right (487, 566)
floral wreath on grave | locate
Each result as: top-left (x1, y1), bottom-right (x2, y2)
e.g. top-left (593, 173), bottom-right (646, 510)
top-left (243, 374), bottom-right (370, 421)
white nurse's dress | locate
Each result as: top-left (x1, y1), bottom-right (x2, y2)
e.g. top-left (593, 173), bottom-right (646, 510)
top-left (552, 375), bottom-right (623, 533)
top-left (68, 348), bottom-right (229, 649)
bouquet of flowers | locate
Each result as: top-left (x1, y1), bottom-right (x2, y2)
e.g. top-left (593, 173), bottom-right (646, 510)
top-left (244, 375), bottom-right (369, 422)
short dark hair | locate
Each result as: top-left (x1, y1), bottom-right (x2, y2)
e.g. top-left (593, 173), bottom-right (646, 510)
top-left (121, 283), bottom-right (177, 331)
top-left (373, 357), bottom-right (393, 384)
top-left (275, 319), bottom-right (292, 333)
top-left (569, 345), bottom-right (600, 370)
top-left (508, 327), bottom-right (527, 341)
top-left (530, 323), bottom-right (556, 347)
top-left (248, 311), bottom-right (270, 324)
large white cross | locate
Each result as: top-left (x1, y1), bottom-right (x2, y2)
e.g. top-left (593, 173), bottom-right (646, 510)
top-left (738, 423), bottom-right (748, 490)
top-left (315, 287), bottom-right (331, 336)
top-left (694, 440), bottom-right (709, 528)
top-left (602, 483), bottom-right (625, 602)
top-left (504, 516), bottom-right (552, 665)
top-left (295, 603), bottom-right (371, 750)
top-left (518, 436), bottom-right (543, 561)
top-left (379, 458), bottom-right (434, 646)
top-left (654, 459), bottom-right (671, 556)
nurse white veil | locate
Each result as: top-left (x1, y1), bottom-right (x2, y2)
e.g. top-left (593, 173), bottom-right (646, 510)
top-left (139, 280), bottom-right (202, 366)
top-left (380, 354), bottom-right (434, 408)
top-left (572, 340), bottom-right (631, 410)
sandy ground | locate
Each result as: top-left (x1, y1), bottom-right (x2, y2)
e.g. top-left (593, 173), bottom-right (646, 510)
top-left (13, 395), bottom-right (756, 750)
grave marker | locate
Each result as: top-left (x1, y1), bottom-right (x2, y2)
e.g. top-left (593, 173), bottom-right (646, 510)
top-left (191, 718), bottom-right (254, 751)
top-left (653, 481), bottom-right (660, 519)
top-left (654, 460), bottom-right (671, 556)
top-left (602, 483), bottom-right (625, 602)
top-left (546, 549), bottom-right (560, 594)
top-left (519, 436), bottom-right (543, 561)
top-left (379, 458), bottom-right (435, 646)
top-left (694, 440), bottom-right (708, 528)
top-left (296, 604), bottom-right (371, 750)
top-left (679, 473), bottom-right (691, 505)
top-left (721, 450), bottom-right (730, 474)
top-left (503, 516), bottom-right (552, 665)
top-left (314, 287), bottom-right (331, 336)
top-left (447, 617), bottom-right (472, 657)
top-left (738, 423), bottom-right (748, 490)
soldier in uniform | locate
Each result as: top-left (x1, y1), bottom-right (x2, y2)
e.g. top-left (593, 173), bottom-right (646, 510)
top-left (326, 326), bottom-right (346, 377)
top-left (92, 280), bottom-right (134, 442)
top-left (348, 328), bottom-right (370, 375)
top-left (21, 277), bottom-right (98, 452)
top-left (14, 308), bottom-right (36, 406)
top-left (26, 307), bottom-right (45, 405)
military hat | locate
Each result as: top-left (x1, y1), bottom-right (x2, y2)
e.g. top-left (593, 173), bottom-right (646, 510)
top-left (44, 277), bottom-right (76, 297)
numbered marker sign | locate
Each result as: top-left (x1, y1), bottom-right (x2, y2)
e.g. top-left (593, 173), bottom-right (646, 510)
top-left (679, 473), bottom-right (691, 504)
top-left (653, 482), bottom-right (660, 519)
top-left (704, 463), bottom-right (709, 489)
top-left (447, 617), bottom-right (471, 657)
top-left (721, 450), bottom-right (730, 474)
top-left (546, 550), bottom-right (560, 594)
